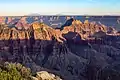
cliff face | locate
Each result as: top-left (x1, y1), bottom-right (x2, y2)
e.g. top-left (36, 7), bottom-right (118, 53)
top-left (0, 19), bottom-right (117, 41)
top-left (0, 20), bottom-right (120, 80)
top-left (62, 19), bottom-right (117, 40)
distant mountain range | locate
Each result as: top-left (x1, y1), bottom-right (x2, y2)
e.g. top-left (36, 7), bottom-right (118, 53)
top-left (26, 13), bottom-right (41, 16)
top-left (0, 16), bottom-right (120, 30)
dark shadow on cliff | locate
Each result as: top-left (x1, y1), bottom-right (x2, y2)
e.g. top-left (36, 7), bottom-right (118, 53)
top-left (60, 18), bottom-right (74, 30)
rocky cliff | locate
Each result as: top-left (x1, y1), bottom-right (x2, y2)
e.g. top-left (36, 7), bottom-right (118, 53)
top-left (0, 19), bottom-right (120, 80)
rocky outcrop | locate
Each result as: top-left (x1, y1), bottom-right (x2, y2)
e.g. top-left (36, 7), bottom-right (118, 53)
top-left (0, 19), bottom-right (117, 42)
top-left (15, 17), bottom-right (30, 30)
top-left (0, 17), bottom-right (5, 24)
top-left (32, 71), bottom-right (62, 80)
top-left (0, 23), bottom-right (64, 43)
top-left (61, 19), bottom-right (112, 40)
top-left (31, 22), bottom-right (65, 42)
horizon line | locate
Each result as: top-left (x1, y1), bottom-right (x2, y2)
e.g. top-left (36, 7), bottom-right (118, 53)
top-left (1, 14), bottom-right (120, 17)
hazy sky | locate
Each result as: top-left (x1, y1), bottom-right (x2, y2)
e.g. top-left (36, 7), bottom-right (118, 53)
top-left (0, 0), bottom-right (119, 16)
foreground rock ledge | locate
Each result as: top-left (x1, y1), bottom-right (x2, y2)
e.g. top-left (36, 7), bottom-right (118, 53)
top-left (32, 71), bottom-right (62, 80)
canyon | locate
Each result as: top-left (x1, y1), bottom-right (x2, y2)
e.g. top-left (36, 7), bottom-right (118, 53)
top-left (0, 18), bottom-right (120, 80)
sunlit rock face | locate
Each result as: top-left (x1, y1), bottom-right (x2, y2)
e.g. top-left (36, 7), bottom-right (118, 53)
top-left (0, 19), bottom-right (120, 80)
top-left (0, 17), bottom-right (5, 24)
top-left (61, 19), bottom-right (114, 40)
top-left (32, 71), bottom-right (62, 80)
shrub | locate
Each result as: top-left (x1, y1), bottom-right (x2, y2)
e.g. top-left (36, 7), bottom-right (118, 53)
top-left (0, 62), bottom-right (32, 80)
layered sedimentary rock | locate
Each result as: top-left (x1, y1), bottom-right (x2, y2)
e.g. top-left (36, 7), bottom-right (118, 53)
top-left (62, 19), bottom-right (114, 40)
top-left (0, 19), bottom-right (117, 42)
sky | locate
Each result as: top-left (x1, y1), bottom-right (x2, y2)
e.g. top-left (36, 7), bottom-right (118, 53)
top-left (0, 0), bottom-right (120, 16)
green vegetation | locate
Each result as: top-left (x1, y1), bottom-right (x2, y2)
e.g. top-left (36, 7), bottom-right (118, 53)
top-left (0, 62), bottom-right (32, 80)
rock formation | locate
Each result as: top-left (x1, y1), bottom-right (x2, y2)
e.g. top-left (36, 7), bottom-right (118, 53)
top-left (32, 71), bottom-right (62, 80)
